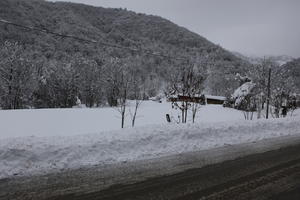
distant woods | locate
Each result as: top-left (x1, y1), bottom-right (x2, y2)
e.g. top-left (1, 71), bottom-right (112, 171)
top-left (0, 41), bottom-right (167, 109)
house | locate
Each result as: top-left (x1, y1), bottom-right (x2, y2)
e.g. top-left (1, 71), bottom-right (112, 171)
top-left (167, 95), bottom-right (226, 105)
top-left (168, 95), bottom-right (205, 104)
top-left (205, 95), bottom-right (227, 105)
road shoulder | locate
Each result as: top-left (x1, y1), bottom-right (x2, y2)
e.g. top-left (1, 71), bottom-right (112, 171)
top-left (1, 134), bottom-right (300, 200)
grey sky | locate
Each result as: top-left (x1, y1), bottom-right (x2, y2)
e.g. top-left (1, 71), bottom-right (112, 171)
top-left (52, 0), bottom-right (300, 57)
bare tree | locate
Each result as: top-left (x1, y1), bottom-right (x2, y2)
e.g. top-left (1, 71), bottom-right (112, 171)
top-left (129, 72), bottom-right (144, 127)
top-left (130, 97), bottom-right (143, 127)
top-left (190, 95), bottom-right (204, 123)
top-left (247, 59), bottom-right (274, 115)
top-left (241, 96), bottom-right (256, 120)
top-left (191, 100), bottom-right (199, 123)
top-left (168, 64), bottom-right (204, 123)
top-left (118, 76), bottom-right (128, 129)
top-left (270, 62), bottom-right (297, 118)
top-left (105, 58), bottom-right (131, 128)
top-left (189, 65), bottom-right (205, 123)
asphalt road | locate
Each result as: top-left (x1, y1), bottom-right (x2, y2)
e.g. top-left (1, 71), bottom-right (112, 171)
top-left (1, 137), bottom-right (300, 200)
top-left (46, 143), bottom-right (300, 200)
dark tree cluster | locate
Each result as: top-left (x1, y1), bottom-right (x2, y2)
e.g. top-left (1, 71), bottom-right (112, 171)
top-left (0, 41), bottom-right (170, 109)
top-left (230, 58), bottom-right (300, 119)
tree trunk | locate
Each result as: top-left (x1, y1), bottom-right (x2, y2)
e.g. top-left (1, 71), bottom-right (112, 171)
top-left (192, 111), bottom-right (196, 123)
top-left (121, 106), bottom-right (125, 128)
top-left (184, 102), bottom-right (188, 123)
top-left (121, 87), bottom-right (127, 129)
top-left (132, 102), bottom-right (138, 127)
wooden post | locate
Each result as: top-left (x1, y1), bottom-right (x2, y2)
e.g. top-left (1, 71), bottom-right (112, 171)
top-left (166, 114), bottom-right (171, 123)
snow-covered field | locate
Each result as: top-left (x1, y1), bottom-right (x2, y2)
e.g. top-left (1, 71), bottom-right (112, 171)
top-left (0, 101), bottom-right (299, 178)
top-left (0, 101), bottom-right (244, 138)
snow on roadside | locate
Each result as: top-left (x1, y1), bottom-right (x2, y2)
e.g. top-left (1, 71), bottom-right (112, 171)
top-left (0, 109), bottom-right (299, 179)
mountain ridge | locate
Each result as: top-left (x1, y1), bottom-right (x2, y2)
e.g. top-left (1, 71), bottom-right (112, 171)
top-left (0, 0), bottom-right (252, 109)
top-left (233, 51), bottom-right (294, 66)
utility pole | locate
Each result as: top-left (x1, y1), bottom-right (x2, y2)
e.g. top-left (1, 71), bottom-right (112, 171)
top-left (266, 67), bottom-right (271, 119)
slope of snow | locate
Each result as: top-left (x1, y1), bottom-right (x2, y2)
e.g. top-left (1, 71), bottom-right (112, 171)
top-left (0, 105), bottom-right (299, 179)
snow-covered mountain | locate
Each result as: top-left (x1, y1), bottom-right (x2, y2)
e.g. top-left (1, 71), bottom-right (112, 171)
top-left (233, 52), bottom-right (294, 66)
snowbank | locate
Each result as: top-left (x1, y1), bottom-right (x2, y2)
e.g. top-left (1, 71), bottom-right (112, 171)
top-left (0, 109), bottom-right (299, 179)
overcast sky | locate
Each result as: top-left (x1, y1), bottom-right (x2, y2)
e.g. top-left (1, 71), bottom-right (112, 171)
top-left (53, 0), bottom-right (300, 57)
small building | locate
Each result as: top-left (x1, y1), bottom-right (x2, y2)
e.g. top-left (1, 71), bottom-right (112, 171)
top-left (205, 95), bottom-right (227, 105)
top-left (168, 95), bottom-right (205, 104)
top-left (167, 95), bottom-right (226, 105)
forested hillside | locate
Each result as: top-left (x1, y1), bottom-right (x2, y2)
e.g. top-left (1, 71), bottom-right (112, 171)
top-left (0, 0), bottom-right (250, 109)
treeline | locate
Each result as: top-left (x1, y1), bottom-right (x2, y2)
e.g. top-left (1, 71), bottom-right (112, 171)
top-left (1, 39), bottom-right (299, 112)
top-left (0, 41), bottom-right (171, 109)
